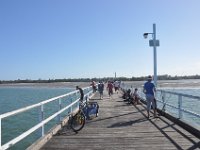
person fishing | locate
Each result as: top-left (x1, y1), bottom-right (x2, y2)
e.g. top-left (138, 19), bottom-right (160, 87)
top-left (76, 86), bottom-right (84, 102)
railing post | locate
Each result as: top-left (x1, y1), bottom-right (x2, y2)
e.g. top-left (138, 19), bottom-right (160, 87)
top-left (89, 87), bottom-right (92, 97)
top-left (178, 95), bottom-right (183, 119)
top-left (39, 105), bottom-right (44, 136)
top-left (0, 118), bottom-right (1, 149)
top-left (162, 91), bottom-right (166, 112)
top-left (57, 98), bottom-right (62, 123)
top-left (70, 98), bottom-right (73, 114)
top-left (76, 92), bottom-right (78, 100)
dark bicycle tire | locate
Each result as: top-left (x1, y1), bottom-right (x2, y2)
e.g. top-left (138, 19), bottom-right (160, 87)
top-left (70, 111), bottom-right (85, 132)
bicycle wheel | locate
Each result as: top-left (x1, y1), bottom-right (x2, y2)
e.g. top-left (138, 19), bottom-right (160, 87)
top-left (70, 111), bottom-right (85, 132)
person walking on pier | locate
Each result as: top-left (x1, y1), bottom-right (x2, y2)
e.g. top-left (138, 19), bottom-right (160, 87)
top-left (143, 75), bottom-right (157, 118)
top-left (113, 80), bottom-right (120, 94)
top-left (91, 81), bottom-right (97, 93)
top-left (98, 81), bottom-right (104, 99)
top-left (107, 81), bottom-right (113, 98)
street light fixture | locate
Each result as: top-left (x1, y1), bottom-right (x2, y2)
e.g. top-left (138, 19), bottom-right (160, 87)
top-left (143, 23), bottom-right (160, 87)
top-left (143, 33), bottom-right (153, 39)
top-left (143, 33), bottom-right (151, 39)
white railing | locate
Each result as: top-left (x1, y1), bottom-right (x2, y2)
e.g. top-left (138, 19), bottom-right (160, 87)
top-left (138, 88), bottom-right (200, 129)
top-left (0, 86), bottom-right (94, 150)
top-left (120, 84), bottom-right (200, 129)
top-left (156, 90), bottom-right (200, 119)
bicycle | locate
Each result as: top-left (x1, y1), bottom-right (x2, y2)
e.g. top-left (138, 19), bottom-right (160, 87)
top-left (70, 101), bottom-right (99, 132)
top-left (58, 101), bottom-right (99, 135)
top-left (56, 102), bottom-right (86, 135)
top-left (69, 101), bottom-right (86, 133)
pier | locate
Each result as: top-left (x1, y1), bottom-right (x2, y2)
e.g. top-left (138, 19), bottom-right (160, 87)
top-left (39, 90), bottom-right (200, 150)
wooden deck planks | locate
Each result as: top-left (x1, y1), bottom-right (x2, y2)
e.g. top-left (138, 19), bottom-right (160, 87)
top-left (40, 90), bottom-right (200, 150)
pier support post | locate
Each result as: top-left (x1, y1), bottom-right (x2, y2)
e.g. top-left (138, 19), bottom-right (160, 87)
top-left (178, 95), bottom-right (183, 119)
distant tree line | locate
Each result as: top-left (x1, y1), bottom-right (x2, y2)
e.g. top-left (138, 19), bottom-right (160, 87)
top-left (1, 74), bottom-right (200, 84)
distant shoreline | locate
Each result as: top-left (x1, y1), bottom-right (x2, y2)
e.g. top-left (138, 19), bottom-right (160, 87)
top-left (124, 79), bottom-right (200, 88)
top-left (1, 79), bottom-right (200, 88)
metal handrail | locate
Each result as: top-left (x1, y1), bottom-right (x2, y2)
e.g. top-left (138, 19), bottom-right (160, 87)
top-left (157, 89), bottom-right (200, 101)
top-left (0, 86), bottom-right (94, 150)
top-left (156, 89), bottom-right (200, 119)
top-left (120, 84), bottom-right (200, 128)
top-left (0, 91), bottom-right (76, 119)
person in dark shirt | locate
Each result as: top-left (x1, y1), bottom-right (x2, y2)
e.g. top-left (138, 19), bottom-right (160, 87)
top-left (76, 86), bottom-right (84, 101)
top-left (143, 75), bottom-right (157, 118)
top-left (98, 81), bottom-right (104, 99)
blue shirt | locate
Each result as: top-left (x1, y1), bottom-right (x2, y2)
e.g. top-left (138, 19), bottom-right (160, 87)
top-left (144, 81), bottom-right (155, 96)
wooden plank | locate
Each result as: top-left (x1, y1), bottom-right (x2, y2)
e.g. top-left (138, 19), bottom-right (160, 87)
top-left (39, 90), bottom-right (200, 150)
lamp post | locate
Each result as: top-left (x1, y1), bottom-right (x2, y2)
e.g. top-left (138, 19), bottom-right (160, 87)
top-left (143, 23), bottom-right (159, 87)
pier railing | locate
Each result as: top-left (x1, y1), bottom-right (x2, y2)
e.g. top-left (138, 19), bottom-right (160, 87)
top-left (0, 86), bottom-right (94, 150)
top-left (138, 89), bottom-right (200, 130)
top-left (121, 84), bottom-right (200, 130)
top-left (157, 90), bottom-right (200, 117)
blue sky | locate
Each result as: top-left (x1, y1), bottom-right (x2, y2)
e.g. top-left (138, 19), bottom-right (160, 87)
top-left (1, 0), bottom-right (200, 80)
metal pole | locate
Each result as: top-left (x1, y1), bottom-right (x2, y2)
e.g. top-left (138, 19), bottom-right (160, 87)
top-left (153, 23), bottom-right (157, 87)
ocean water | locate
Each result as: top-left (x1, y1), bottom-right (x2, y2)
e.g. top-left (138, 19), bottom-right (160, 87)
top-left (0, 86), bottom-right (73, 150)
top-left (1, 83), bottom-right (200, 149)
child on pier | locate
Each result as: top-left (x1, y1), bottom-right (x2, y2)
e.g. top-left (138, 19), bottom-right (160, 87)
top-left (132, 88), bottom-right (141, 105)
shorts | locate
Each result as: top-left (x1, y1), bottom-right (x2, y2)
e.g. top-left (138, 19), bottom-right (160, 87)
top-left (114, 87), bottom-right (119, 91)
top-left (108, 89), bottom-right (113, 95)
top-left (146, 94), bottom-right (156, 111)
top-left (99, 91), bottom-right (103, 94)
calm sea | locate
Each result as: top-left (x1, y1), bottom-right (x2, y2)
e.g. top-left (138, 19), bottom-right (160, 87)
top-left (0, 82), bottom-right (200, 149)
top-left (0, 85), bottom-right (73, 150)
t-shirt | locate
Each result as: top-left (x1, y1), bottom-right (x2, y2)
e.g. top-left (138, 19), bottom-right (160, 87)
top-left (144, 81), bottom-right (155, 96)
top-left (107, 83), bottom-right (113, 90)
top-left (114, 81), bottom-right (120, 88)
top-left (98, 83), bottom-right (104, 91)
